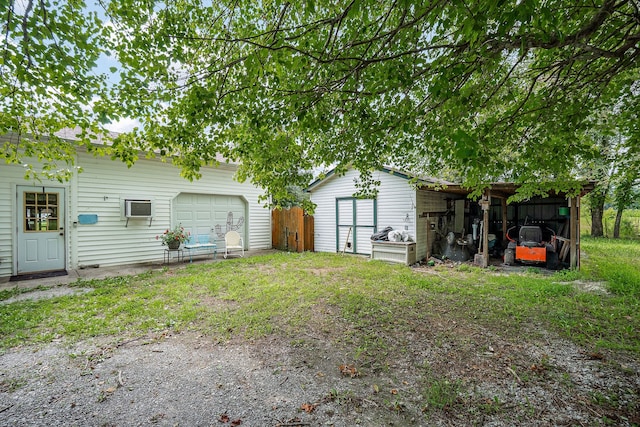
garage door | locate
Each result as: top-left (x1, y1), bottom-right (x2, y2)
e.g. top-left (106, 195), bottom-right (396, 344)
top-left (336, 197), bottom-right (377, 255)
top-left (173, 193), bottom-right (247, 248)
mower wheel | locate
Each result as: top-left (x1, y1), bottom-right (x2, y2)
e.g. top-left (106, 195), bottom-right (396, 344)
top-left (546, 251), bottom-right (559, 270)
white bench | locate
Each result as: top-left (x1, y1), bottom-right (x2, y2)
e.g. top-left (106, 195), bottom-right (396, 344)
top-left (184, 234), bottom-right (217, 262)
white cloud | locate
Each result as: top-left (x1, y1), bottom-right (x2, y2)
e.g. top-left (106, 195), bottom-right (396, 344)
top-left (105, 117), bottom-right (141, 133)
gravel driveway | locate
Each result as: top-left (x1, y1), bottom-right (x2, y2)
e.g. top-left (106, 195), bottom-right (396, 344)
top-left (1, 332), bottom-right (375, 427)
top-left (2, 325), bottom-right (639, 426)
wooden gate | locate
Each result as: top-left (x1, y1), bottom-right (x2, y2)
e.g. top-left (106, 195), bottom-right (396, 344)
top-left (272, 207), bottom-right (314, 252)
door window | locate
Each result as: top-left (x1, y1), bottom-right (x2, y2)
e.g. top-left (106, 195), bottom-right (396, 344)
top-left (24, 191), bottom-right (59, 232)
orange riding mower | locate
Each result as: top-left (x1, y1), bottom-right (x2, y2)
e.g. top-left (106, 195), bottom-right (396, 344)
top-left (504, 225), bottom-right (559, 269)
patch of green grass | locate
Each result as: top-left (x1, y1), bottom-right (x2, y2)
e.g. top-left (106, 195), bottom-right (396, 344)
top-left (0, 287), bottom-right (21, 301)
top-left (422, 377), bottom-right (463, 412)
top-left (0, 241), bottom-right (638, 357)
top-left (479, 396), bottom-right (504, 416)
top-left (0, 377), bottom-right (27, 392)
top-left (580, 237), bottom-right (640, 294)
top-left (401, 257), bottom-right (639, 353)
top-left (0, 272), bottom-right (208, 348)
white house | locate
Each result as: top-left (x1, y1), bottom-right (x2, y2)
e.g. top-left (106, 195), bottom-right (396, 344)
top-left (0, 134), bottom-right (272, 281)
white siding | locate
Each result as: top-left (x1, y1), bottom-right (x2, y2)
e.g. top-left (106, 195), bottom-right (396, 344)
top-left (0, 151), bottom-right (271, 279)
top-left (356, 199), bottom-right (375, 225)
top-left (336, 198), bottom-right (354, 254)
top-left (337, 225), bottom-right (354, 254)
top-left (310, 169), bottom-right (418, 257)
top-left (354, 199), bottom-right (375, 255)
top-left (0, 169), bottom-right (19, 278)
top-left (374, 171), bottom-right (418, 240)
top-left (337, 199), bottom-right (354, 225)
top-left (73, 153), bottom-right (270, 269)
top-left (310, 170), bottom-right (358, 254)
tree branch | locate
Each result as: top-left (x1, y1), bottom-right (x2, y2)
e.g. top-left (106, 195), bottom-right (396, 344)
top-left (22, 0), bottom-right (34, 67)
top-left (1, 0), bottom-right (14, 79)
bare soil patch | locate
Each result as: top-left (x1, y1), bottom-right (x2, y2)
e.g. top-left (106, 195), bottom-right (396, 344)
top-left (1, 316), bottom-right (638, 426)
top-left (0, 287), bottom-right (93, 305)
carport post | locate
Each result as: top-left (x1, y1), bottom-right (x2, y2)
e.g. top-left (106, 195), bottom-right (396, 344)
top-left (501, 198), bottom-right (508, 241)
top-left (481, 190), bottom-right (490, 268)
top-left (426, 213), bottom-right (432, 259)
top-left (569, 197), bottom-right (578, 269)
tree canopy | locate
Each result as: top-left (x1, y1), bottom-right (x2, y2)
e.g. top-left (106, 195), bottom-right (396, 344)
top-left (1, 0), bottom-right (115, 180)
top-left (3, 0), bottom-right (639, 205)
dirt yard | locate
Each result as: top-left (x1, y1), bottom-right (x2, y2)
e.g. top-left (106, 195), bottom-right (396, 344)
top-left (1, 298), bottom-right (639, 426)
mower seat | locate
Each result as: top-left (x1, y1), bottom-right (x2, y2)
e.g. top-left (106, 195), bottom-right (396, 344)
top-left (519, 226), bottom-right (543, 247)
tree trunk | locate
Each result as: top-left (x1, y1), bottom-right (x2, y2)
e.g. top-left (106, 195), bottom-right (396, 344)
top-left (612, 173), bottom-right (635, 239)
top-left (590, 192), bottom-right (606, 237)
top-left (613, 209), bottom-right (623, 238)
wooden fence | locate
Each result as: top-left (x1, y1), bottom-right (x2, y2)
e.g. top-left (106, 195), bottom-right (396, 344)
top-left (272, 207), bottom-right (314, 252)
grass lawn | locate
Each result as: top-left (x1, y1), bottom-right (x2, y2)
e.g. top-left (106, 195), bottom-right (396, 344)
top-left (1, 237), bottom-right (638, 354)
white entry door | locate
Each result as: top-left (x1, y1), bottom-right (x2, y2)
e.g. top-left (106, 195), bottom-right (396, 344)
top-left (17, 186), bottom-right (66, 274)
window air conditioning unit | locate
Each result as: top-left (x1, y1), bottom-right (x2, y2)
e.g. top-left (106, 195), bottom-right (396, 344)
top-left (125, 199), bottom-right (153, 218)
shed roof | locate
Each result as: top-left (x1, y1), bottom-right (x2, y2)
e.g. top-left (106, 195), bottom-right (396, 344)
top-left (421, 181), bottom-right (597, 199)
top-left (307, 166), bottom-right (595, 200)
top-left (306, 166), bottom-right (455, 192)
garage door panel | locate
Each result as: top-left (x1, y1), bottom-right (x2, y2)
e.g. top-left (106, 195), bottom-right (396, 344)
top-left (195, 194), bottom-right (211, 205)
top-left (175, 211), bottom-right (192, 220)
top-left (228, 201), bottom-right (245, 211)
top-left (175, 194), bottom-right (195, 206)
top-left (175, 193), bottom-right (247, 246)
top-left (196, 210), bottom-right (212, 221)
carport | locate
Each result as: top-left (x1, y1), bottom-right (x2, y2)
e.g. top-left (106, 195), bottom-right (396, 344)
top-left (421, 182), bottom-right (596, 269)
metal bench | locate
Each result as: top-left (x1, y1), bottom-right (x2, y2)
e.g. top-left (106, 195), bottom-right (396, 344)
top-left (184, 234), bottom-right (217, 263)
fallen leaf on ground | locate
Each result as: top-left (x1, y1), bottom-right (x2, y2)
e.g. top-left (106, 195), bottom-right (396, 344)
top-left (301, 403), bottom-right (317, 413)
top-left (339, 364), bottom-right (359, 377)
top-left (588, 352), bottom-right (605, 361)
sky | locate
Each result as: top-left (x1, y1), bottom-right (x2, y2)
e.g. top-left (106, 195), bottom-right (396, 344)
top-left (88, 1), bottom-right (141, 133)
top-left (8, 0), bottom-right (138, 133)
